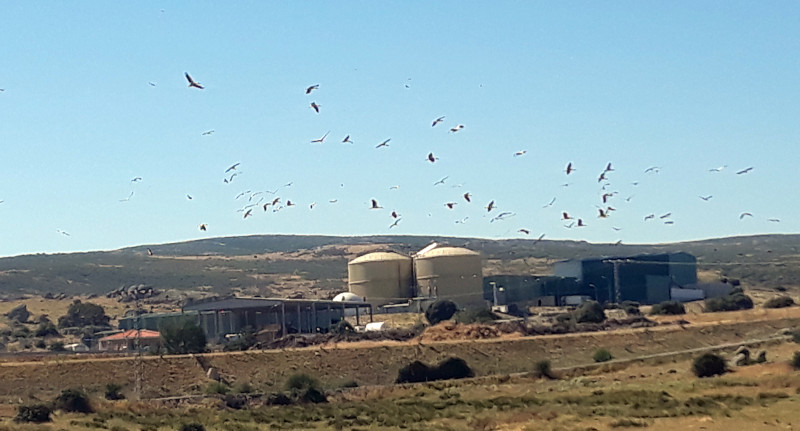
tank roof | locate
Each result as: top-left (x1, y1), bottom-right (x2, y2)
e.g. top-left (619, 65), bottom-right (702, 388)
top-left (333, 292), bottom-right (364, 302)
top-left (415, 246), bottom-right (480, 258)
top-left (349, 251), bottom-right (411, 264)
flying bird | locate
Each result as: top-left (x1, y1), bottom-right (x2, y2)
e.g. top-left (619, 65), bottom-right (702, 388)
top-left (184, 72), bottom-right (204, 89)
top-left (186, 194), bottom-right (193, 200)
top-left (311, 131), bottom-right (330, 143)
top-left (532, 233), bottom-right (545, 244)
top-left (490, 212), bottom-right (514, 222)
top-left (562, 212), bottom-right (573, 220)
top-left (543, 197), bottom-right (556, 208)
top-left (243, 209), bottom-right (253, 218)
top-left (431, 116), bottom-right (445, 127)
top-left (565, 162), bottom-right (574, 175)
top-left (659, 212), bottom-right (672, 219)
top-left (147, 248), bottom-right (153, 256)
top-left (736, 167), bottom-right (753, 175)
top-left (225, 163), bottom-right (240, 173)
top-left (119, 191), bottom-right (134, 202)
top-left (699, 195), bottom-right (713, 201)
top-left (485, 200), bottom-right (496, 212)
top-left (131, 177), bottom-right (142, 183)
top-left (434, 176), bottom-right (449, 186)
top-left (376, 139), bottom-right (391, 148)
top-left (309, 202), bottom-right (316, 209)
top-left (768, 218), bottom-right (781, 222)
top-left (644, 214), bottom-right (655, 221)
top-left (739, 212), bottom-right (753, 219)
top-left (427, 152), bottom-right (438, 163)
top-left (389, 218), bottom-right (402, 229)
top-left (389, 185), bottom-right (400, 190)
top-left (709, 165), bottom-right (727, 172)
top-left (391, 210), bottom-right (399, 219)
top-left (310, 102), bottom-right (320, 113)
top-left (199, 223), bottom-right (207, 231)
top-left (598, 208), bottom-right (609, 218)
top-left (455, 217), bottom-right (469, 224)
top-left (445, 202), bottom-right (457, 209)
top-left (342, 135), bottom-right (353, 144)
top-left (305, 84), bottom-right (319, 94)
top-left (449, 124), bottom-right (464, 133)
top-left (514, 150), bottom-right (527, 157)
top-left (644, 166), bottom-right (661, 174)
top-left (518, 229), bottom-right (530, 235)
top-left (597, 172), bottom-right (607, 183)
top-left (201, 130), bottom-right (215, 136)
top-left (463, 192), bottom-right (472, 202)
top-left (57, 229), bottom-right (70, 236)
top-left (577, 219), bottom-right (586, 227)
top-left (604, 162), bottom-right (614, 172)
top-left (370, 199), bottom-right (382, 209)
top-left (148, 82), bottom-right (156, 87)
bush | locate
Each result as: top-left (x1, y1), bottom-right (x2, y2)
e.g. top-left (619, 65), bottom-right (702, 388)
top-left (396, 360), bottom-right (432, 383)
top-left (593, 348), bottom-right (613, 363)
top-left (105, 383), bottom-right (124, 400)
top-left (53, 388), bottom-right (92, 413)
top-left (232, 381), bottom-right (253, 394)
top-left (534, 360), bottom-right (554, 379)
top-left (454, 308), bottom-right (499, 324)
top-left (339, 380), bottom-right (359, 388)
top-left (48, 341), bottom-right (65, 351)
top-left (299, 387), bottom-right (327, 404)
top-left (159, 318), bottom-right (207, 354)
top-left (35, 322), bottom-right (60, 337)
top-left (180, 424), bottom-right (205, 431)
top-left (792, 352), bottom-right (800, 370)
top-left (429, 357), bottom-right (474, 381)
top-left (425, 300), bottom-right (458, 325)
top-left (574, 301), bottom-right (606, 323)
top-left (14, 403), bottom-right (52, 423)
top-left (692, 353), bottom-right (728, 378)
top-left (223, 394), bottom-right (247, 409)
top-left (705, 292), bottom-right (754, 313)
top-left (331, 320), bottom-right (355, 335)
top-left (763, 296), bottom-right (795, 309)
top-left (284, 373), bottom-right (321, 392)
top-left (650, 300), bottom-right (686, 316)
top-left (57, 300), bottom-right (110, 329)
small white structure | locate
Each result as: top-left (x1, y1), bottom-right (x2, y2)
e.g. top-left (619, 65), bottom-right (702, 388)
top-left (364, 321), bottom-right (386, 332)
top-left (333, 292), bottom-right (365, 303)
top-left (64, 343), bottom-right (90, 352)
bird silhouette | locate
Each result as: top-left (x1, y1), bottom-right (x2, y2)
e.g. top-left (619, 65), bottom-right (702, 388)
top-left (604, 162), bottom-right (614, 172)
top-left (370, 199), bottom-right (382, 209)
top-left (644, 214), bottom-right (655, 221)
top-left (119, 191), bottom-right (134, 202)
top-left (740, 212), bottom-right (753, 219)
top-left (518, 229), bottom-right (530, 235)
top-left (445, 202), bottom-right (457, 209)
top-left (243, 209), bottom-right (253, 218)
top-left (131, 177), bottom-right (142, 183)
top-left (225, 163), bottom-right (240, 173)
top-left (660, 212), bottom-right (672, 219)
top-left (310, 102), bottom-right (320, 113)
top-left (147, 248), bottom-right (153, 256)
top-left (543, 197), bottom-right (556, 208)
top-left (577, 219), bottom-right (586, 227)
top-left (342, 135), bottom-right (353, 144)
top-left (598, 208), bottom-right (608, 218)
top-left (485, 200), bottom-right (496, 212)
top-left (490, 212), bottom-right (513, 222)
top-left (431, 116), bottom-right (445, 127)
top-left (433, 176), bottom-right (448, 186)
top-left (184, 72), bottom-right (204, 89)
top-left (199, 224), bottom-right (208, 231)
top-left (389, 218), bottom-right (401, 229)
top-left (201, 130), bottom-right (214, 136)
top-left (449, 124), bottom-right (464, 133)
top-left (427, 152), bottom-right (438, 163)
top-left (463, 192), bottom-right (472, 202)
top-left (699, 195), bottom-right (713, 201)
top-left (644, 166), bottom-right (661, 174)
top-left (562, 212), bottom-right (573, 220)
top-left (376, 139), bottom-right (390, 148)
top-left (736, 167), bottom-right (753, 175)
top-left (514, 150), bottom-right (527, 157)
top-left (305, 84), bottom-right (319, 94)
top-left (565, 162), bottom-right (574, 175)
top-left (311, 131), bottom-right (330, 143)
top-left (391, 210), bottom-right (399, 219)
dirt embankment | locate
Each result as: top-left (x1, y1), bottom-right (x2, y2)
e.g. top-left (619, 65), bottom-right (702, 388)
top-left (0, 307), bottom-right (798, 403)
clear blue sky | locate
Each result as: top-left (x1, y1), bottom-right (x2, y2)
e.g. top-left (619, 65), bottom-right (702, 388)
top-left (1, 2), bottom-right (798, 258)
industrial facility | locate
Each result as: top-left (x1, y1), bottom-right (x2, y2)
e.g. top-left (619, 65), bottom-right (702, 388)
top-left (346, 243), bottom-right (486, 310)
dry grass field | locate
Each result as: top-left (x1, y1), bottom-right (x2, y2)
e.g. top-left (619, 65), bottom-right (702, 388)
top-left (0, 300), bottom-right (799, 430)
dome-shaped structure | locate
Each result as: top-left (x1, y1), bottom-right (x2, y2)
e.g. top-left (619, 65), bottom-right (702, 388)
top-left (348, 252), bottom-right (414, 306)
top-left (414, 246), bottom-right (484, 308)
top-left (332, 292), bottom-right (364, 302)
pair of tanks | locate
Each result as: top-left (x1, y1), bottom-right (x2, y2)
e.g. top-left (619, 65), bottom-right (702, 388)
top-left (347, 246), bottom-right (483, 308)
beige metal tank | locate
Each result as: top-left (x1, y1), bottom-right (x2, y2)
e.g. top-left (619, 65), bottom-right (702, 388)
top-left (414, 246), bottom-right (484, 308)
top-left (348, 252), bottom-right (414, 306)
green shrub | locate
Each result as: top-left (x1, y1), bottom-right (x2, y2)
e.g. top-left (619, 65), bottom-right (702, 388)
top-left (180, 424), bottom-right (205, 431)
top-left (104, 383), bottom-right (124, 400)
top-left (159, 317), bottom-right (207, 354)
top-left (705, 292), bottom-right (754, 312)
top-left (593, 348), bottom-right (613, 363)
top-left (792, 352), bottom-right (800, 370)
top-left (232, 381), bottom-right (253, 394)
top-left (454, 308), bottom-right (499, 324)
top-left (223, 394), bottom-right (247, 409)
top-left (396, 361), bottom-right (432, 383)
top-left (35, 322), bottom-right (60, 337)
top-left (650, 300), bottom-right (686, 316)
top-left (425, 300), bottom-right (458, 325)
top-left (574, 300), bottom-right (606, 323)
top-left (430, 357), bottom-right (474, 381)
top-left (204, 381), bottom-right (230, 395)
top-left (53, 388), bottom-right (92, 413)
top-left (763, 296), bottom-right (795, 309)
top-left (284, 373), bottom-right (321, 392)
top-left (692, 353), bottom-right (728, 378)
top-left (299, 387), bottom-right (327, 404)
top-left (34, 339), bottom-right (46, 349)
top-left (14, 403), bottom-right (52, 423)
top-left (57, 300), bottom-right (110, 328)
top-left (534, 360), bottom-right (555, 379)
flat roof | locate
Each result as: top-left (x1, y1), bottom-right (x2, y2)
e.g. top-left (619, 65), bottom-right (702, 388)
top-left (182, 296), bottom-right (369, 312)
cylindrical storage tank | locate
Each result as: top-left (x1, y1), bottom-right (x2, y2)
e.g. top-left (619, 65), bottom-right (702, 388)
top-left (414, 247), bottom-right (484, 308)
top-left (348, 252), bottom-right (414, 306)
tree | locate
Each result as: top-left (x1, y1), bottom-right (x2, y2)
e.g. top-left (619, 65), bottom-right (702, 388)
top-left (692, 353), bottom-right (727, 377)
top-left (57, 300), bottom-right (110, 328)
top-left (574, 300), bottom-right (606, 323)
top-left (425, 300), bottom-right (458, 325)
top-left (159, 318), bottom-right (207, 354)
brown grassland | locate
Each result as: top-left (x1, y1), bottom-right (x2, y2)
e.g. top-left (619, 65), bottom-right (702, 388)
top-left (0, 301), bottom-right (799, 430)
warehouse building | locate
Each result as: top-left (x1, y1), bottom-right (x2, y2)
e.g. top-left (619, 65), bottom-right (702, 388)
top-left (482, 275), bottom-right (586, 307)
top-left (553, 252), bottom-right (697, 304)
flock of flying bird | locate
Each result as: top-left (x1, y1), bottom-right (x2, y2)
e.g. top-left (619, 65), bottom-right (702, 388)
top-left (6, 71), bottom-right (774, 242)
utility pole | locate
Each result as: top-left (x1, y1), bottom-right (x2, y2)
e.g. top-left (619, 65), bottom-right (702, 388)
top-left (604, 259), bottom-right (625, 304)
